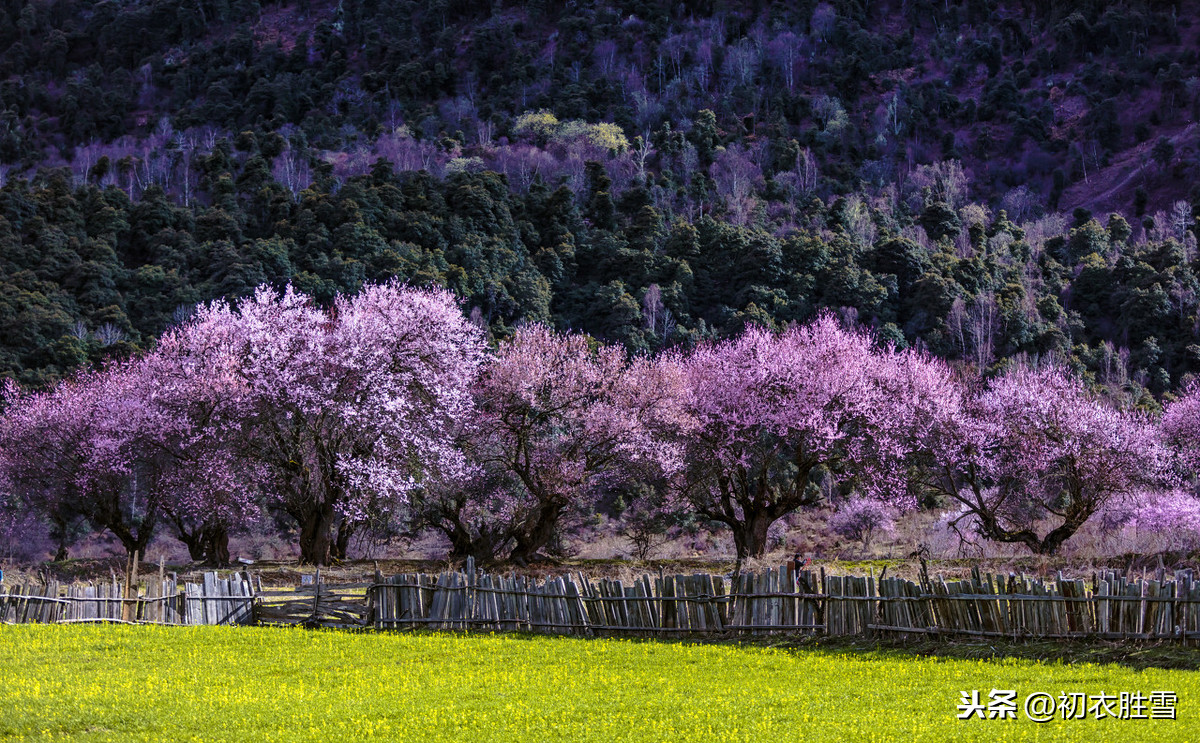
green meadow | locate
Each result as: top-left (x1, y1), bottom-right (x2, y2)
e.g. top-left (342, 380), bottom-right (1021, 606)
top-left (0, 625), bottom-right (1195, 742)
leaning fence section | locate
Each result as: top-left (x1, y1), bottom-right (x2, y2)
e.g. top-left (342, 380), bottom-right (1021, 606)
top-left (0, 572), bottom-right (254, 626)
top-left (353, 562), bottom-right (733, 636)
top-left (864, 566), bottom-right (1200, 641)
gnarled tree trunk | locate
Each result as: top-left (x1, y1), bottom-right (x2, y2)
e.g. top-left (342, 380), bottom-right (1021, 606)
top-left (169, 514), bottom-right (208, 562)
top-left (296, 503), bottom-right (337, 565)
top-left (975, 509), bottom-right (1091, 556)
top-left (508, 497), bottom-right (568, 564)
top-left (729, 509), bottom-right (778, 562)
top-left (202, 524), bottom-right (231, 566)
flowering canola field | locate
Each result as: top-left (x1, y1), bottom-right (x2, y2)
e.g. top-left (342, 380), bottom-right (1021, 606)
top-left (0, 625), bottom-right (1195, 742)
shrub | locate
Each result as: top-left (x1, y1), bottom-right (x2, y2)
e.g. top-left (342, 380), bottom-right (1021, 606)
top-left (828, 499), bottom-right (896, 552)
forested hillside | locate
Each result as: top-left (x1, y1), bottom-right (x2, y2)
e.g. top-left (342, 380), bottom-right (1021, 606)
top-left (2, 0), bottom-right (1200, 404)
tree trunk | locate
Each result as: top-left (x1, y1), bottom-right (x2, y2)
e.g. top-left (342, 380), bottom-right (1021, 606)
top-left (50, 514), bottom-right (74, 562)
top-left (297, 504), bottom-right (336, 566)
top-left (170, 516), bottom-right (208, 562)
top-left (974, 510), bottom-right (1088, 556)
top-left (432, 505), bottom-right (506, 563)
top-left (181, 532), bottom-right (207, 562)
top-left (446, 527), bottom-right (502, 563)
top-left (110, 524), bottom-right (153, 561)
top-left (332, 520), bottom-right (353, 562)
top-left (509, 498), bottom-right (566, 563)
top-left (202, 524), bottom-right (231, 567)
top-left (731, 510), bottom-right (777, 561)
top-left (1031, 519), bottom-right (1087, 555)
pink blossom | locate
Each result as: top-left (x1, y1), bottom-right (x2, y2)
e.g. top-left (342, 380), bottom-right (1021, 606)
top-left (160, 281), bottom-right (485, 564)
top-left (0, 281), bottom-right (485, 565)
top-left (1163, 383), bottom-right (1200, 476)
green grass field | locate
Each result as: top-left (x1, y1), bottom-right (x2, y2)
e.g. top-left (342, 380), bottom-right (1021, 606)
top-left (0, 626), bottom-right (1195, 742)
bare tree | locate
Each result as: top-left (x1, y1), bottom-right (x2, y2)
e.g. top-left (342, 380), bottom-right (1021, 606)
top-left (1170, 200), bottom-right (1194, 242)
top-left (475, 119), bottom-right (495, 147)
top-left (1096, 341), bottom-right (1130, 389)
top-left (722, 39), bottom-right (760, 90)
top-left (273, 147), bottom-right (311, 200)
top-left (661, 34), bottom-right (686, 79)
top-left (1074, 139), bottom-right (1103, 184)
top-left (1000, 185), bottom-right (1039, 223)
top-left (641, 283), bottom-right (675, 339)
top-left (905, 159), bottom-right (969, 211)
top-left (710, 143), bottom-right (762, 226)
top-left (886, 91), bottom-right (904, 136)
top-left (93, 323), bottom-right (127, 347)
top-left (542, 32), bottom-right (558, 70)
top-left (811, 3), bottom-right (837, 41)
top-left (967, 293), bottom-right (998, 374)
top-left (593, 39), bottom-right (618, 76)
top-left (847, 196), bottom-right (878, 248)
top-left (768, 31), bottom-right (805, 91)
top-left (631, 134), bottom-right (654, 179)
top-left (173, 131), bottom-right (199, 206)
top-left (693, 41), bottom-right (713, 91)
top-left (72, 140), bottom-right (102, 186)
top-left (798, 147), bottom-right (819, 194)
top-left (946, 296), bottom-right (968, 358)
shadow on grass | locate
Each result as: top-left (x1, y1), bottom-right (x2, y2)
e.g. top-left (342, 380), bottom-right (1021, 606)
top-left (267, 622), bottom-right (1200, 673)
top-left (723, 633), bottom-right (1200, 672)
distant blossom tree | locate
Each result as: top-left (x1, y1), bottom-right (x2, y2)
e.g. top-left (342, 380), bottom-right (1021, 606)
top-left (1163, 383), bottom-right (1200, 483)
top-left (1099, 489), bottom-right (1200, 552)
top-left (829, 499), bottom-right (897, 552)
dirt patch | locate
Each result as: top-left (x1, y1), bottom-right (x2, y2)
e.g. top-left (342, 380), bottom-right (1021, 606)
top-left (1061, 122), bottom-right (1199, 216)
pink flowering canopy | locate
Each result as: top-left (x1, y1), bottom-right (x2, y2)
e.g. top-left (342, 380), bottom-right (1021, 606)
top-left (420, 324), bottom-right (688, 562)
top-left (0, 360), bottom-right (181, 558)
top-left (668, 314), bottom-right (953, 560)
top-left (916, 365), bottom-right (1172, 555)
top-left (1163, 383), bottom-right (1200, 480)
top-left (149, 281), bottom-right (485, 564)
top-left (1098, 489), bottom-right (1200, 551)
top-left (5, 279), bottom-right (1194, 566)
top-left (122, 325), bottom-right (264, 563)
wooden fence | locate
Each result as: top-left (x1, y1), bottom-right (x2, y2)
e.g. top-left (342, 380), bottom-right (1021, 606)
top-left (255, 560), bottom-right (1200, 642)
top-left (0, 572), bottom-right (255, 625)
top-left (6, 561), bottom-right (1200, 641)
